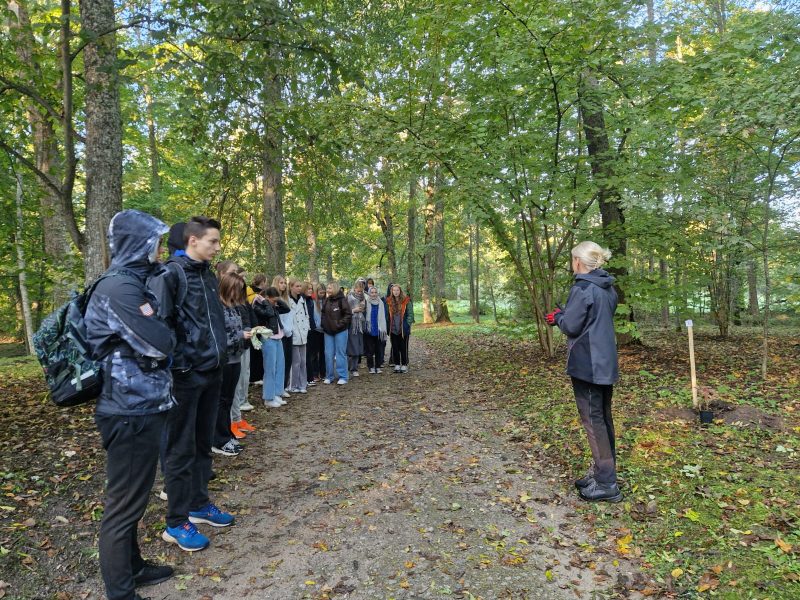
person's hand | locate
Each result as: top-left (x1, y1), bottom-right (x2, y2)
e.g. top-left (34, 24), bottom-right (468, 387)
top-left (545, 308), bottom-right (561, 326)
top-left (243, 329), bottom-right (253, 340)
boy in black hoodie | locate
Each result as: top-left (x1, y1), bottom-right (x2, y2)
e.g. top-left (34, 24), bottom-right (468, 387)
top-left (150, 216), bottom-right (233, 551)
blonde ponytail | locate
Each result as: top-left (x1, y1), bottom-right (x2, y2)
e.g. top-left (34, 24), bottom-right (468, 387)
top-left (572, 241), bottom-right (612, 270)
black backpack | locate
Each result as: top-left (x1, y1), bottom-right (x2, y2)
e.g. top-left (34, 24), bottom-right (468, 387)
top-left (33, 271), bottom-right (125, 407)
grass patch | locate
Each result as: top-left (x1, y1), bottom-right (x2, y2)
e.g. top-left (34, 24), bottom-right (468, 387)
top-left (416, 323), bottom-right (800, 598)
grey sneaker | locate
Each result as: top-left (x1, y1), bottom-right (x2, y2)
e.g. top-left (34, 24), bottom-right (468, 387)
top-left (212, 440), bottom-right (241, 457)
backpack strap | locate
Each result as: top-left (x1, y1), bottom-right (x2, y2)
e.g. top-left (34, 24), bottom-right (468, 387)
top-left (164, 260), bottom-right (189, 310)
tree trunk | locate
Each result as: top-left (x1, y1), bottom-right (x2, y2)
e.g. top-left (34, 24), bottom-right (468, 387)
top-left (475, 222), bottom-right (480, 323)
top-left (80, 0), bottom-right (123, 282)
top-left (262, 65), bottom-right (285, 278)
top-left (145, 85), bottom-right (161, 195)
top-left (747, 260), bottom-right (758, 317)
top-left (406, 176), bottom-right (417, 298)
top-left (15, 173), bottom-right (35, 354)
top-left (660, 259), bottom-right (670, 328)
top-left (9, 0), bottom-right (75, 301)
top-left (421, 176), bottom-right (435, 324)
top-left (305, 191), bottom-right (320, 284)
top-left (578, 69), bottom-right (632, 340)
top-left (326, 252), bottom-right (333, 283)
top-left (468, 218), bottom-right (476, 320)
top-left (433, 189), bottom-right (450, 322)
top-left (376, 192), bottom-right (398, 281)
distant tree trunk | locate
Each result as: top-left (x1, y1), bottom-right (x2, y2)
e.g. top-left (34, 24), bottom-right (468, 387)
top-left (421, 176), bottom-right (435, 323)
top-left (747, 260), bottom-right (758, 317)
top-left (468, 218), bottom-right (476, 320)
top-left (475, 222), bottom-right (480, 323)
top-left (660, 259), bottom-right (670, 328)
top-left (80, 0), bottom-right (123, 282)
top-left (9, 0), bottom-right (74, 301)
top-left (262, 65), bottom-right (285, 278)
top-left (15, 173), bottom-right (34, 354)
top-left (326, 250), bottom-right (333, 282)
top-left (145, 86), bottom-right (161, 195)
top-left (376, 192), bottom-right (398, 281)
top-left (578, 69), bottom-right (632, 340)
top-left (433, 190), bottom-right (450, 322)
top-left (406, 176), bottom-right (418, 298)
top-left (306, 192), bottom-right (319, 284)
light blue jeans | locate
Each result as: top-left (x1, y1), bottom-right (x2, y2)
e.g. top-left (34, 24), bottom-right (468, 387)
top-left (262, 339), bottom-right (285, 401)
top-left (324, 330), bottom-right (349, 381)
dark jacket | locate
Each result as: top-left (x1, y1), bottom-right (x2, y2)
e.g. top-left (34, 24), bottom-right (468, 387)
top-left (149, 254), bottom-right (227, 372)
top-left (252, 297), bottom-right (290, 333)
top-left (85, 210), bottom-right (176, 416)
top-left (223, 306), bottom-right (245, 364)
top-left (554, 269), bottom-right (619, 385)
top-left (321, 291), bottom-right (352, 335)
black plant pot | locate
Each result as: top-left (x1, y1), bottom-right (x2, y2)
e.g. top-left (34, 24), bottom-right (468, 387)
top-left (699, 410), bottom-right (714, 425)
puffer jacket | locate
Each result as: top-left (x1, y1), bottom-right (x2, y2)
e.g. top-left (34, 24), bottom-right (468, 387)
top-left (223, 306), bottom-right (245, 364)
top-left (554, 269), bottom-right (619, 385)
top-left (85, 210), bottom-right (176, 416)
top-left (321, 291), bottom-right (352, 335)
top-left (289, 293), bottom-right (310, 345)
top-left (252, 297), bottom-right (290, 333)
top-left (149, 253), bottom-right (227, 373)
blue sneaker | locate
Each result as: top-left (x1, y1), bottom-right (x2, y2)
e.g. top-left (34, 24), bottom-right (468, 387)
top-left (161, 521), bottom-right (209, 552)
top-left (188, 503), bottom-right (235, 528)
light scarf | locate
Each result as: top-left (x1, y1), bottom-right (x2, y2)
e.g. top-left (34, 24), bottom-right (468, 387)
top-left (348, 289), bottom-right (366, 335)
top-left (365, 294), bottom-right (387, 340)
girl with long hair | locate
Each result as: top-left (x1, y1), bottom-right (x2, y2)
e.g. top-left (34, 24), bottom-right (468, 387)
top-left (272, 275), bottom-right (293, 394)
top-left (387, 284), bottom-right (414, 373)
top-left (288, 278), bottom-right (310, 393)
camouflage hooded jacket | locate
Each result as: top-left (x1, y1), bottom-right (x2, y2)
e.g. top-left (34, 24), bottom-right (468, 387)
top-left (85, 210), bottom-right (176, 415)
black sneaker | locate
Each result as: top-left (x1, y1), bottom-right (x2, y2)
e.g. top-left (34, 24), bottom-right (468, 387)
top-left (212, 440), bottom-right (241, 456)
top-left (134, 561), bottom-right (174, 587)
top-left (579, 479), bottom-right (622, 503)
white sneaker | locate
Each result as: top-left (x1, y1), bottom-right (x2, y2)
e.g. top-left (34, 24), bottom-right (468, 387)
top-left (351, 371), bottom-right (359, 377)
top-left (323, 379), bottom-right (332, 384)
top-left (289, 388), bottom-right (301, 393)
top-left (274, 396), bottom-right (287, 406)
top-left (252, 380), bottom-right (263, 386)
top-left (369, 368), bottom-right (376, 374)
top-left (337, 378), bottom-right (347, 385)
top-left (158, 489), bottom-right (168, 501)
top-left (376, 368), bottom-right (383, 374)
top-left (240, 402), bottom-right (255, 411)
top-left (264, 399), bottom-right (282, 408)
top-left (394, 366), bottom-right (401, 373)
top-left (298, 389), bottom-right (307, 394)
top-left (400, 365), bottom-right (408, 373)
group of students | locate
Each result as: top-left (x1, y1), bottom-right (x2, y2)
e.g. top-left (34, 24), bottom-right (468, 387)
top-left (209, 270), bottom-right (415, 459)
top-left (83, 210), bottom-right (416, 600)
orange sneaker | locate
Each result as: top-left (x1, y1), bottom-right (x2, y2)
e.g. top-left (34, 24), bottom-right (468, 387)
top-left (238, 419), bottom-right (256, 432)
top-left (231, 422), bottom-right (246, 439)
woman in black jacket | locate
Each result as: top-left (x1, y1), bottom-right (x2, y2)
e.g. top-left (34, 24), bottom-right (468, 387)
top-left (546, 241), bottom-right (621, 503)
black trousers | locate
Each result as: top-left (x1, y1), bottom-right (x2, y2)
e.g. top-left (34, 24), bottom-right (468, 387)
top-left (364, 334), bottom-right (382, 369)
top-left (214, 362), bottom-right (241, 447)
top-left (390, 332), bottom-right (409, 366)
top-left (164, 367), bottom-right (222, 527)
top-left (281, 335), bottom-right (293, 389)
top-left (96, 411), bottom-right (167, 600)
top-left (571, 377), bottom-right (617, 485)
top-left (307, 330), bottom-right (325, 380)
top-left (249, 346), bottom-right (264, 382)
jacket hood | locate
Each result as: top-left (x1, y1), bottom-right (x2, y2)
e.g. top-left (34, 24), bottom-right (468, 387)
top-left (576, 268), bottom-right (615, 289)
top-left (108, 210), bottom-right (168, 271)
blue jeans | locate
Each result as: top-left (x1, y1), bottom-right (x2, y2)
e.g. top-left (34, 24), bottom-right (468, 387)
top-left (324, 330), bottom-right (349, 381)
top-left (262, 339), bottom-right (284, 401)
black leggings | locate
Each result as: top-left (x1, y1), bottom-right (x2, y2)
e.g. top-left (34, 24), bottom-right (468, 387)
top-left (364, 334), bottom-right (382, 369)
top-left (390, 332), bottom-right (409, 366)
top-left (214, 363), bottom-right (241, 447)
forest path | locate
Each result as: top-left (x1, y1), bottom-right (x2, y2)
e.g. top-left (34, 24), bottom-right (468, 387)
top-left (145, 337), bottom-right (639, 600)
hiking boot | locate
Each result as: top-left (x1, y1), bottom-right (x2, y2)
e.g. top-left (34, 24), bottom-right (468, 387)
top-left (162, 522), bottom-right (209, 552)
top-left (574, 465), bottom-right (595, 489)
top-left (240, 402), bottom-right (255, 411)
top-left (133, 561), bottom-right (174, 587)
top-left (189, 502), bottom-right (235, 528)
top-left (212, 440), bottom-right (241, 456)
top-left (578, 480), bottom-right (623, 503)
top-left (264, 398), bottom-right (282, 408)
top-left (238, 419), bottom-right (256, 432)
top-left (230, 422), bottom-right (246, 439)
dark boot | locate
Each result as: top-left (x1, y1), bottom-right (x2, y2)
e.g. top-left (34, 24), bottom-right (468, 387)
top-left (574, 465), bottom-right (595, 489)
top-left (578, 479), bottom-right (622, 503)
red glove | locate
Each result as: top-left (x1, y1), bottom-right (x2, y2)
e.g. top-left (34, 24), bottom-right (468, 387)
top-left (545, 308), bottom-right (561, 326)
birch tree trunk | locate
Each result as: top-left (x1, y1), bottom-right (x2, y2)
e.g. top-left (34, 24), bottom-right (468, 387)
top-left (15, 173), bottom-right (35, 354)
top-left (80, 0), bottom-right (123, 282)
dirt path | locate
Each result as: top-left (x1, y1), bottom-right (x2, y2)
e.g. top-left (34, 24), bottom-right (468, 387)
top-left (115, 338), bottom-right (634, 600)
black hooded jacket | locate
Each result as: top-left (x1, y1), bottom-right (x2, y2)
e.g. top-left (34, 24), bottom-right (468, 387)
top-left (85, 210), bottom-right (176, 415)
top-left (149, 253), bottom-right (228, 372)
top-left (554, 269), bottom-right (619, 385)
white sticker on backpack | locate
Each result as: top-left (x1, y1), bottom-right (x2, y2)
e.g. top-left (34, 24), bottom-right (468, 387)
top-left (139, 303), bottom-right (154, 317)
